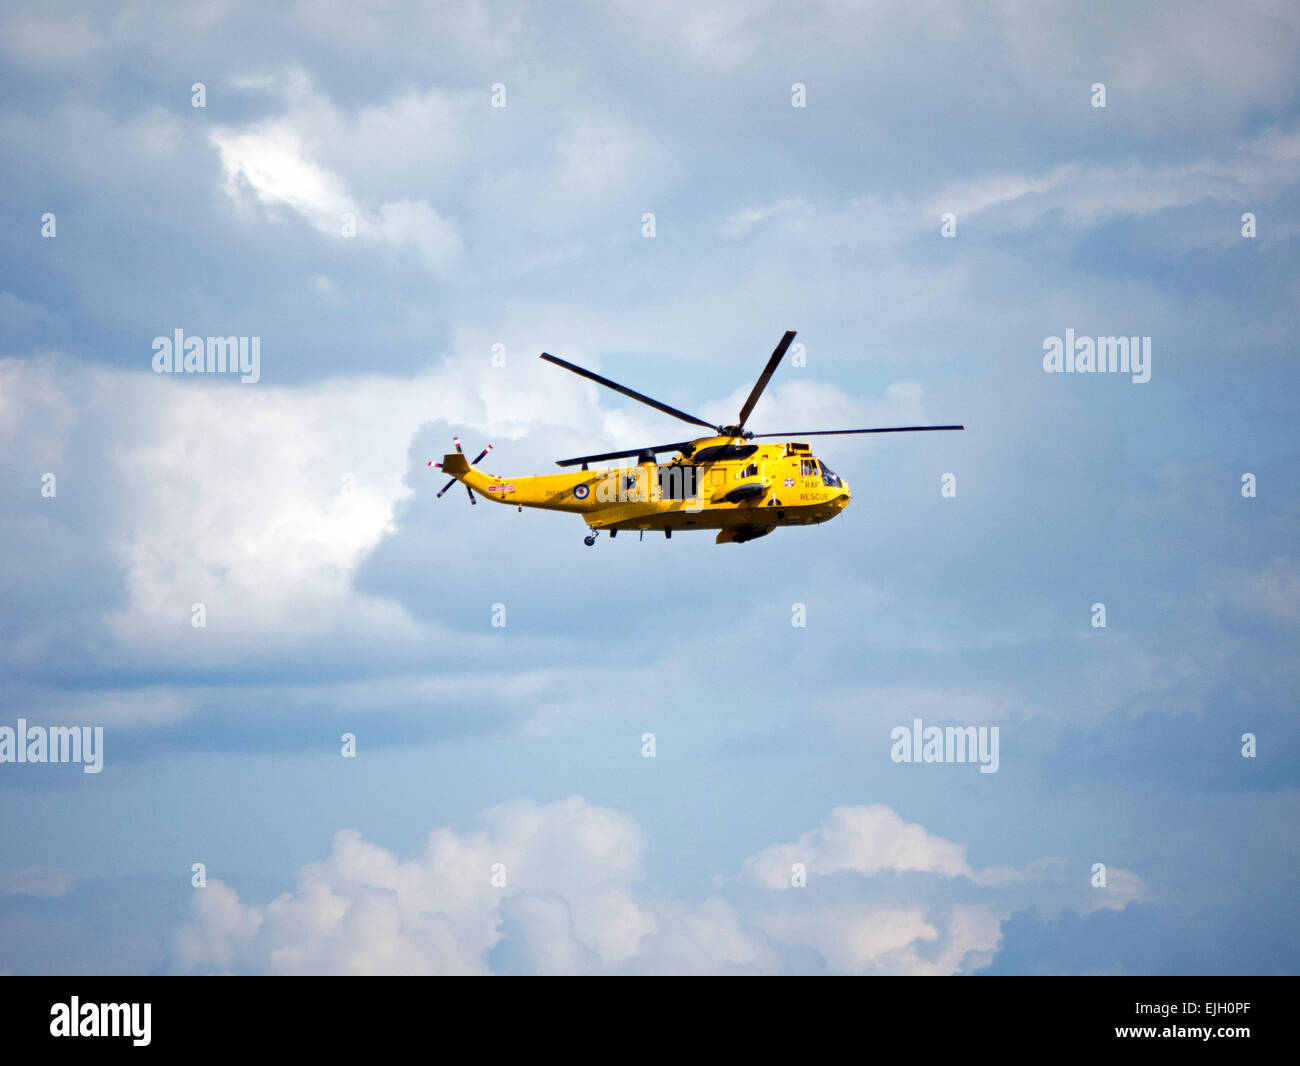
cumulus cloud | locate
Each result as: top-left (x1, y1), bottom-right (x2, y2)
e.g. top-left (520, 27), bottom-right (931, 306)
top-left (207, 69), bottom-right (466, 274)
top-left (732, 805), bottom-right (1144, 974)
top-left (173, 796), bottom-right (650, 975)
top-left (211, 122), bottom-right (462, 275)
top-left (755, 901), bottom-right (1002, 976)
top-left (172, 799), bottom-right (1143, 975)
top-left (742, 804), bottom-right (972, 886)
top-left (0, 350), bottom-right (530, 677)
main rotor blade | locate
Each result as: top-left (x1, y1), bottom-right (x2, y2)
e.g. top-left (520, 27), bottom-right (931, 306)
top-left (750, 425), bottom-right (965, 437)
top-left (736, 330), bottom-right (796, 431)
top-left (540, 352), bottom-right (719, 433)
top-left (555, 441), bottom-right (696, 468)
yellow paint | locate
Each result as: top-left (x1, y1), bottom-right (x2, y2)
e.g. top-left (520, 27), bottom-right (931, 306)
top-left (441, 436), bottom-right (851, 543)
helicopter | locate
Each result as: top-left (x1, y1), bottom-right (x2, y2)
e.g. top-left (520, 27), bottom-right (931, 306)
top-left (434, 330), bottom-right (963, 545)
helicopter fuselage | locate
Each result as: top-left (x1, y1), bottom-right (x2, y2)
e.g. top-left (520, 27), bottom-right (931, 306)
top-left (441, 436), bottom-right (849, 543)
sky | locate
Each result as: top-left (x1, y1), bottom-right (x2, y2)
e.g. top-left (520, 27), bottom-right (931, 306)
top-left (0, 0), bottom-right (1297, 975)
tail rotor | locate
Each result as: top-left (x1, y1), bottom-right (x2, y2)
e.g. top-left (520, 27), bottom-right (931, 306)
top-left (429, 436), bottom-right (493, 505)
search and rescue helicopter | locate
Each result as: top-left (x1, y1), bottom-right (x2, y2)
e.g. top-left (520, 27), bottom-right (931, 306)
top-left (433, 330), bottom-right (963, 545)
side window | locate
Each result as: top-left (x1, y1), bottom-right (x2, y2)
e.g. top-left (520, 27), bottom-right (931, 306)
top-left (740, 463), bottom-right (758, 479)
top-left (800, 459), bottom-right (818, 476)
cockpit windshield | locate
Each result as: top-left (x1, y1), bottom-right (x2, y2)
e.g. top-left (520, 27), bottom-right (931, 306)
top-left (820, 462), bottom-right (842, 488)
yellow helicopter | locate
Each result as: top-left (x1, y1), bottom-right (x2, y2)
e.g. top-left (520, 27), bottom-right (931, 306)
top-left (434, 330), bottom-right (963, 545)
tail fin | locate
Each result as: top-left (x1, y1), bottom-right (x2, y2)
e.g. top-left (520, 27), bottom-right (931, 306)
top-left (441, 452), bottom-right (471, 476)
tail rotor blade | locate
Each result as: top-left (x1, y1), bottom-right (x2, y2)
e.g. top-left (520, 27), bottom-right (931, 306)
top-left (436, 439), bottom-right (490, 503)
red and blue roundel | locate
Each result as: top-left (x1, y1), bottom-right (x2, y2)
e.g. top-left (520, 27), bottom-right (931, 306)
top-left (573, 484), bottom-right (590, 499)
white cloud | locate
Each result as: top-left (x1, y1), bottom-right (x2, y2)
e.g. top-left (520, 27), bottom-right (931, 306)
top-left (734, 806), bottom-right (1145, 974)
top-left (0, 866), bottom-right (76, 898)
top-left (207, 71), bottom-right (470, 274)
top-left (173, 796), bottom-right (649, 975)
top-left (23, 688), bottom-right (194, 730)
top-left (208, 67), bottom-right (675, 257)
top-left (172, 799), bottom-right (1143, 975)
top-left (1082, 866), bottom-right (1148, 914)
top-left (211, 120), bottom-right (461, 274)
top-left (925, 150), bottom-right (1300, 234)
top-left (721, 197), bottom-right (807, 237)
top-left (97, 365), bottom-right (433, 651)
top-left (755, 901), bottom-right (1005, 976)
top-left (737, 131), bottom-right (1300, 258)
top-left (742, 804), bottom-right (973, 887)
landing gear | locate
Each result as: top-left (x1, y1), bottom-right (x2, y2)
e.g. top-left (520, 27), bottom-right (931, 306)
top-left (583, 534), bottom-right (597, 547)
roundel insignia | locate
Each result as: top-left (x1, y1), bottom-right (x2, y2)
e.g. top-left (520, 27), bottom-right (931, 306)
top-left (573, 484), bottom-right (590, 499)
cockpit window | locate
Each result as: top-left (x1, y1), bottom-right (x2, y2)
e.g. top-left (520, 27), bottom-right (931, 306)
top-left (820, 462), bottom-right (842, 487)
top-left (800, 459), bottom-right (818, 476)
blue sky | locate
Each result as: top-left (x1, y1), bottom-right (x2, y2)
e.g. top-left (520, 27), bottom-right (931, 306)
top-left (0, 0), bottom-right (1296, 974)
